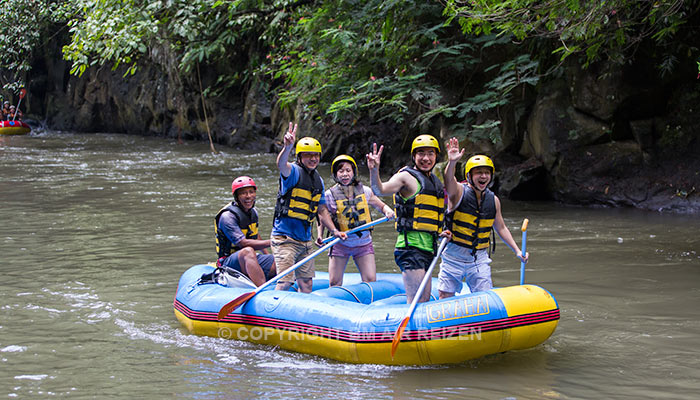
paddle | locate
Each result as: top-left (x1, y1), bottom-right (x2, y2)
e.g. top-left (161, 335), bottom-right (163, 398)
top-left (216, 217), bottom-right (387, 320)
top-left (390, 236), bottom-right (449, 358)
top-left (12, 89), bottom-right (26, 122)
top-left (320, 216), bottom-right (390, 244)
top-left (519, 218), bottom-right (529, 285)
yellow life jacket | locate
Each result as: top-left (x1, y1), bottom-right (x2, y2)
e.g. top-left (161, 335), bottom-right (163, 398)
top-left (274, 163), bottom-right (324, 225)
top-left (393, 166), bottom-right (444, 234)
top-left (214, 202), bottom-right (259, 257)
top-left (330, 183), bottom-right (372, 231)
top-left (448, 184), bottom-right (495, 251)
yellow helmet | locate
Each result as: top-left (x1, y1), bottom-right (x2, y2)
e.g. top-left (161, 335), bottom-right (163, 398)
top-left (465, 155), bottom-right (495, 179)
top-left (331, 154), bottom-right (357, 175)
top-left (295, 137), bottom-right (322, 154)
top-left (411, 134), bottom-right (440, 154)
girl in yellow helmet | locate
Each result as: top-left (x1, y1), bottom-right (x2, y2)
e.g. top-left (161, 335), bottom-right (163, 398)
top-left (317, 155), bottom-right (395, 286)
top-left (439, 137), bottom-right (528, 298)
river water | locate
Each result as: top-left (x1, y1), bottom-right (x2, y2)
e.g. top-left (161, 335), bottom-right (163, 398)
top-left (1, 131), bottom-right (699, 399)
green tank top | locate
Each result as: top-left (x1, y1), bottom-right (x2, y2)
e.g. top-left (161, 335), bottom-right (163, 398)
top-left (394, 180), bottom-right (435, 253)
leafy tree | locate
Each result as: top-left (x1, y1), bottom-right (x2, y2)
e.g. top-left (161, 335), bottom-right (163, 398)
top-left (7, 0), bottom-right (698, 148)
top-left (265, 0), bottom-right (540, 142)
top-left (443, 0), bottom-right (700, 69)
top-left (0, 0), bottom-right (73, 92)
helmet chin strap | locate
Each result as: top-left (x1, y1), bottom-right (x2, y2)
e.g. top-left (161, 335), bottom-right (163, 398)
top-left (333, 175), bottom-right (357, 186)
top-left (412, 156), bottom-right (435, 175)
top-left (467, 173), bottom-right (491, 194)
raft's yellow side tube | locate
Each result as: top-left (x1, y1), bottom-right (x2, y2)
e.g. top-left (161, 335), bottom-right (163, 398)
top-left (175, 284), bottom-right (558, 365)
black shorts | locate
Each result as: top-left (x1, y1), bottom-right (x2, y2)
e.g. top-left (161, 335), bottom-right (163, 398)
top-left (394, 247), bottom-right (435, 272)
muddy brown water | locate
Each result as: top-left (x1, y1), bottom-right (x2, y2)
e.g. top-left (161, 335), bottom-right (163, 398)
top-left (1, 132), bottom-right (699, 399)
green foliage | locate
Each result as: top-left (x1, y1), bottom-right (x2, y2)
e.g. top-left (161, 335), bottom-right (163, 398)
top-left (443, 0), bottom-right (699, 68)
top-left (264, 0), bottom-right (537, 144)
top-left (4, 0), bottom-right (698, 149)
top-left (0, 0), bottom-right (73, 91)
top-left (62, 0), bottom-right (289, 77)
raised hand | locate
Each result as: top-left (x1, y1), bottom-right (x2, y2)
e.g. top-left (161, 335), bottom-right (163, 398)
top-left (446, 137), bottom-right (464, 162)
top-left (283, 122), bottom-right (297, 148)
top-left (366, 142), bottom-right (384, 170)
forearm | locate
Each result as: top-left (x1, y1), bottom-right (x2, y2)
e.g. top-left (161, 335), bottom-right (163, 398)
top-left (236, 238), bottom-right (271, 251)
top-left (368, 195), bottom-right (390, 213)
top-left (495, 225), bottom-right (520, 255)
top-left (369, 168), bottom-right (386, 196)
top-left (443, 160), bottom-right (461, 193)
top-left (317, 207), bottom-right (338, 233)
top-left (276, 145), bottom-right (293, 176)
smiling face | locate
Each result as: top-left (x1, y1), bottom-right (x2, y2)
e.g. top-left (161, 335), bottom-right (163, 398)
top-left (235, 187), bottom-right (257, 211)
top-left (412, 147), bottom-right (437, 173)
top-left (334, 161), bottom-right (355, 186)
top-left (299, 152), bottom-right (320, 170)
top-left (469, 166), bottom-right (492, 191)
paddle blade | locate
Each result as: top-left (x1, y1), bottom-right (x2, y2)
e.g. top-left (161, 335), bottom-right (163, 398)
top-left (390, 317), bottom-right (410, 358)
top-left (19, 88), bottom-right (26, 99)
top-left (217, 291), bottom-right (255, 320)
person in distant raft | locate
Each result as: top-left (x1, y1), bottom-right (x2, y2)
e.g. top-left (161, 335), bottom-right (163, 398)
top-left (316, 154), bottom-right (395, 286)
top-left (9, 105), bottom-right (22, 121)
top-left (272, 122), bottom-right (347, 293)
top-left (439, 137), bottom-right (528, 298)
top-left (366, 135), bottom-right (450, 304)
top-left (1, 101), bottom-right (10, 120)
top-left (214, 176), bottom-right (276, 286)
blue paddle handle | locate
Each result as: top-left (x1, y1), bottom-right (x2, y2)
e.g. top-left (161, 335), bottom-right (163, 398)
top-left (519, 218), bottom-right (529, 285)
top-left (320, 216), bottom-right (389, 244)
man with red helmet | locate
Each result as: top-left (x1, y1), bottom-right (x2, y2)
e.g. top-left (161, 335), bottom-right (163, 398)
top-left (214, 176), bottom-right (276, 286)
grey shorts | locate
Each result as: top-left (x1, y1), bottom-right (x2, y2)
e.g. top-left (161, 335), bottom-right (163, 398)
top-left (437, 249), bottom-right (493, 294)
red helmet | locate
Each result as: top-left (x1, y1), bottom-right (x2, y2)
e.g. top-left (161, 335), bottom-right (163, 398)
top-left (231, 176), bottom-right (257, 196)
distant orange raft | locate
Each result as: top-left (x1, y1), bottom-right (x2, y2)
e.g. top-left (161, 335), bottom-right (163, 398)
top-left (0, 120), bottom-right (30, 135)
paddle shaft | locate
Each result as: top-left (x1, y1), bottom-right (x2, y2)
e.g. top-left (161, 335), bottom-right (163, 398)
top-left (217, 216), bottom-right (386, 319)
top-left (253, 236), bottom-right (340, 293)
top-left (391, 236), bottom-right (449, 357)
top-left (519, 218), bottom-right (529, 285)
top-left (216, 237), bottom-right (340, 319)
top-left (404, 236), bottom-right (448, 318)
top-left (320, 216), bottom-right (389, 244)
top-left (12, 89), bottom-right (25, 122)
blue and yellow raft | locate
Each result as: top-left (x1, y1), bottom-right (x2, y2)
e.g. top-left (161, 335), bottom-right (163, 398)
top-left (174, 264), bottom-right (559, 365)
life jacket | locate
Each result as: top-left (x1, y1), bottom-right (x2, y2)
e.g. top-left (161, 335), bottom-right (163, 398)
top-left (214, 202), bottom-right (259, 258)
top-left (274, 162), bottom-right (324, 225)
top-left (329, 183), bottom-right (372, 231)
top-left (393, 166), bottom-right (445, 234)
top-left (448, 184), bottom-right (496, 254)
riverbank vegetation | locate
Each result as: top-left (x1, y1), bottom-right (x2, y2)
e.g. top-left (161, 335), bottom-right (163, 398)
top-left (2, 1), bottom-right (699, 212)
top-left (2, 1), bottom-right (697, 141)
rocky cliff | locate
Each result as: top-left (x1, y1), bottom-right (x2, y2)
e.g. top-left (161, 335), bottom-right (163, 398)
top-left (23, 47), bottom-right (700, 214)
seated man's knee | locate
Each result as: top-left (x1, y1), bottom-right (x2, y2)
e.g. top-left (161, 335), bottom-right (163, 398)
top-left (238, 247), bottom-right (257, 261)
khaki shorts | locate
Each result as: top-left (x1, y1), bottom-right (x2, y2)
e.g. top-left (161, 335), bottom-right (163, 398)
top-left (271, 235), bottom-right (316, 283)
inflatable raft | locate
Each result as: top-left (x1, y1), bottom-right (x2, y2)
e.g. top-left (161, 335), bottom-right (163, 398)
top-left (174, 264), bottom-right (559, 365)
top-left (0, 120), bottom-right (30, 135)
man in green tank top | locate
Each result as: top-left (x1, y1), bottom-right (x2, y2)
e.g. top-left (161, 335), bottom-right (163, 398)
top-left (367, 135), bottom-right (450, 304)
